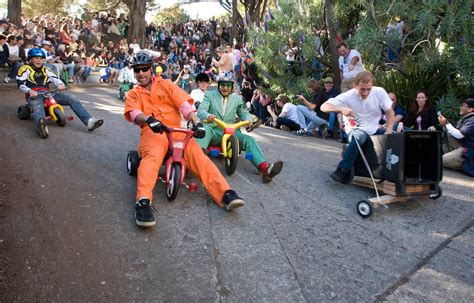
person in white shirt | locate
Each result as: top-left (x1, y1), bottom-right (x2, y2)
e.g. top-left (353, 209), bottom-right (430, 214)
top-left (267, 94), bottom-right (302, 131)
top-left (190, 72), bottom-right (210, 109)
top-left (338, 42), bottom-right (365, 93)
top-left (118, 61), bottom-right (137, 100)
top-left (129, 38), bottom-right (141, 53)
top-left (321, 71), bottom-right (395, 184)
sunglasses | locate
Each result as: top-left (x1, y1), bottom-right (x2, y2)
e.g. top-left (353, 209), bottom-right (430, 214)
top-left (219, 83), bottom-right (233, 89)
top-left (133, 66), bottom-right (150, 73)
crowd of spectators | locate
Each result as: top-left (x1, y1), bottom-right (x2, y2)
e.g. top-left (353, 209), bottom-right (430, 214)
top-left (0, 10), bottom-right (257, 89)
top-left (0, 10), bottom-right (471, 176)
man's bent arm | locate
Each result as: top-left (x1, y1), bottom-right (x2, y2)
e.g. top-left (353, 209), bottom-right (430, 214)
top-left (384, 108), bottom-right (396, 134)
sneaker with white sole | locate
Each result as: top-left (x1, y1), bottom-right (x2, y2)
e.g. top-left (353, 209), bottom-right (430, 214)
top-left (293, 128), bottom-right (307, 136)
top-left (262, 160), bottom-right (284, 183)
top-left (222, 190), bottom-right (245, 210)
top-left (87, 118), bottom-right (104, 131)
top-left (135, 199), bottom-right (156, 227)
top-left (37, 117), bottom-right (49, 139)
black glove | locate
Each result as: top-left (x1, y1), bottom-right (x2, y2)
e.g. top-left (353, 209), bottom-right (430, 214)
top-left (192, 122), bottom-right (206, 139)
top-left (146, 115), bottom-right (166, 134)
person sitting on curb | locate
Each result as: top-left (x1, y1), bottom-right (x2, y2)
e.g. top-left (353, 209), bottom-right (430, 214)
top-left (17, 48), bottom-right (103, 139)
top-left (124, 51), bottom-right (246, 228)
top-left (196, 74), bottom-right (283, 183)
top-left (313, 77), bottom-right (341, 138)
top-left (294, 79), bottom-right (329, 137)
top-left (321, 71), bottom-right (395, 183)
top-left (438, 98), bottom-right (474, 177)
top-left (267, 94), bottom-right (301, 132)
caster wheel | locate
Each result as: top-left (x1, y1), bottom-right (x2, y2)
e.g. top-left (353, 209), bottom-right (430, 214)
top-left (357, 200), bottom-right (373, 218)
top-left (429, 186), bottom-right (442, 200)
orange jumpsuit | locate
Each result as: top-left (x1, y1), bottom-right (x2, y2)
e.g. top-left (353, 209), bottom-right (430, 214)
top-left (124, 75), bottom-right (230, 207)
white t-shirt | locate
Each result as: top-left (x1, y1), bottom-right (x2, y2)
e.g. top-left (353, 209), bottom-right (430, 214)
top-left (326, 86), bottom-right (392, 135)
top-left (129, 43), bottom-right (141, 53)
top-left (338, 49), bottom-right (364, 79)
top-left (281, 103), bottom-right (300, 125)
top-left (190, 89), bottom-right (205, 103)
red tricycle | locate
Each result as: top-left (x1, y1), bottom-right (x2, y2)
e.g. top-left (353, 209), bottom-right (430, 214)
top-left (126, 126), bottom-right (198, 201)
top-left (17, 88), bottom-right (74, 127)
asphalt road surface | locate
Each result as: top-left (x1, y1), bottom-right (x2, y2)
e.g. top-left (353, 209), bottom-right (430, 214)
top-left (1, 86), bottom-right (473, 302)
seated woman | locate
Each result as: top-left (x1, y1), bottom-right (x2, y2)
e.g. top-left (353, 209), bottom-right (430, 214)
top-left (403, 90), bottom-right (439, 131)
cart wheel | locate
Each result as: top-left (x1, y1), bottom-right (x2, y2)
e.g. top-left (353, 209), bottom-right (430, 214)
top-left (127, 150), bottom-right (140, 176)
top-left (166, 164), bottom-right (181, 201)
top-left (224, 135), bottom-right (239, 175)
top-left (356, 200), bottom-right (373, 218)
top-left (18, 105), bottom-right (32, 120)
top-left (429, 186), bottom-right (442, 200)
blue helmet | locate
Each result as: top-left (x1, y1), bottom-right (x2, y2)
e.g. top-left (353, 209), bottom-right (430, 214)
top-left (28, 48), bottom-right (46, 60)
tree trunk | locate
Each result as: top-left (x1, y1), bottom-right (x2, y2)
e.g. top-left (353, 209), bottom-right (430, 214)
top-left (123, 0), bottom-right (147, 48)
top-left (7, 0), bottom-right (22, 27)
top-left (231, 0), bottom-right (238, 42)
top-left (324, 0), bottom-right (341, 88)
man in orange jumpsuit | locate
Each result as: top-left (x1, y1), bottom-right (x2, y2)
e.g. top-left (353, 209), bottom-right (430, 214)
top-left (124, 51), bottom-right (245, 227)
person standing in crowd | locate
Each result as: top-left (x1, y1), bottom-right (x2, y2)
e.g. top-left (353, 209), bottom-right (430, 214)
top-left (338, 42), bottom-right (365, 93)
top-left (212, 45), bottom-right (232, 77)
top-left (438, 98), bottom-right (474, 177)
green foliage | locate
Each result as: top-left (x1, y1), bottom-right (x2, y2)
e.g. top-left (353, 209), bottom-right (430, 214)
top-left (153, 4), bottom-right (189, 26)
top-left (435, 91), bottom-right (462, 123)
top-left (247, 0), bottom-right (471, 107)
top-left (374, 59), bottom-right (450, 110)
top-left (22, 0), bottom-right (72, 17)
top-left (246, 1), bottom-right (324, 99)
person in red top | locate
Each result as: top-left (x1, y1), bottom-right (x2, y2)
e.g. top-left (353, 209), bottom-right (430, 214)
top-left (124, 51), bottom-right (245, 227)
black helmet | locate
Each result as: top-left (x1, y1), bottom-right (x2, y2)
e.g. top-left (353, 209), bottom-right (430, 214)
top-left (131, 51), bottom-right (153, 67)
top-left (195, 72), bottom-right (210, 83)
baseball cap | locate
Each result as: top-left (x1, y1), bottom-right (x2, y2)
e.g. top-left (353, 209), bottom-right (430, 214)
top-left (323, 77), bottom-right (333, 83)
top-left (463, 98), bottom-right (474, 108)
top-left (42, 40), bottom-right (52, 46)
top-left (0, 19), bottom-right (8, 25)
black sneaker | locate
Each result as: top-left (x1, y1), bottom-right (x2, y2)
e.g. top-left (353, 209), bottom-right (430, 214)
top-left (330, 168), bottom-right (352, 184)
top-left (262, 160), bottom-right (284, 183)
top-left (135, 199), bottom-right (156, 227)
top-left (222, 190), bottom-right (245, 210)
top-left (37, 117), bottom-right (49, 139)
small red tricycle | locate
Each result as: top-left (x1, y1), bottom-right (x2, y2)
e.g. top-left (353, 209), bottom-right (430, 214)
top-left (126, 126), bottom-right (198, 201)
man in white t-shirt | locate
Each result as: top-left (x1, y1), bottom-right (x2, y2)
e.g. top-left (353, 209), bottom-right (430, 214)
top-left (321, 71), bottom-right (395, 184)
top-left (267, 94), bottom-right (301, 132)
top-left (338, 42), bottom-right (365, 93)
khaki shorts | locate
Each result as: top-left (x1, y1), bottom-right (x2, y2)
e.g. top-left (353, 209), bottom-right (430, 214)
top-left (443, 147), bottom-right (465, 170)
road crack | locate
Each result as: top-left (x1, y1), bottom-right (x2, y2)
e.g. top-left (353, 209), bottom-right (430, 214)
top-left (374, 218), bottom-right (474, 301)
